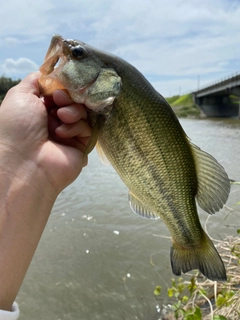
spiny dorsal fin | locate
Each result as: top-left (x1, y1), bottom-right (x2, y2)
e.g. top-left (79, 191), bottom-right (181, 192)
top-left (128, 191), bottom-right (160, 220)
top-left (190, 141), bottom-right (230, 214)
top-left (96, 142), bottom-right (110, 166)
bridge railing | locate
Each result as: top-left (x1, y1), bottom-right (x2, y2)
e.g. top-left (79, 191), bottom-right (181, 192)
top-left (196, 71), bottom-right (240, 93)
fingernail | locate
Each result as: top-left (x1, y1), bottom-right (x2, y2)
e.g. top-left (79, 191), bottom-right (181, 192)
top-left (56, 124), bottom-right (68, 131)
top-left (56, 89), bottom-right (70, 98)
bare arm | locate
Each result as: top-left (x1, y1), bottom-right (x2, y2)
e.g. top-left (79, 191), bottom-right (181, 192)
top-left (0, 72), bottom-right (91, 311)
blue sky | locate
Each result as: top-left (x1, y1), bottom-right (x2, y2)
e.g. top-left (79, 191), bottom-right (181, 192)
top-left (1, 0), bottom-right (240, 97)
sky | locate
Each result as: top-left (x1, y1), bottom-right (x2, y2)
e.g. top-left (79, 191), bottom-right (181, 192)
top-left (1, 0), bottom-right (240, 97)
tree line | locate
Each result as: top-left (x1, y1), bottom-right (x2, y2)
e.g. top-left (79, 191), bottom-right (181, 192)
top-left (0, 76), bottom-right (21, 103)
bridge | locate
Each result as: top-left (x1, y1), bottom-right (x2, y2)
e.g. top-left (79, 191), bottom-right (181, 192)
top-left (193, 72), bottom-right (240, 117)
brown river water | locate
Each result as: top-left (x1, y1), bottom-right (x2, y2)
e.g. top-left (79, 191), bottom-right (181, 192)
top-left (17, 118), bottom-right (240, 320)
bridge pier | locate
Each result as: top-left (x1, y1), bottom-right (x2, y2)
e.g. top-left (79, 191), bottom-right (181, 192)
top-left (194, 94), bottom-right (239, 117)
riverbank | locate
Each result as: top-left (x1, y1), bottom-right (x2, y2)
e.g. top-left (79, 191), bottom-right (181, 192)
top-left (157, 233), bottom-right (240, 320)
top-left (167, 93), bottom-right (240, 119)
top-left (165, 94), bottom-right (201, 118)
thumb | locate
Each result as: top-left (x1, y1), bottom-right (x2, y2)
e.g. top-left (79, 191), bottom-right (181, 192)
top-left (16, 72), bottom-right (41, 96)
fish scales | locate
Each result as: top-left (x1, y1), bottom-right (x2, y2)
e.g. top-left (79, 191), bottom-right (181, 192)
top-left (39, 35), bottom-right (230, 281)
top-left (98, 62), bottom-right (202, 244)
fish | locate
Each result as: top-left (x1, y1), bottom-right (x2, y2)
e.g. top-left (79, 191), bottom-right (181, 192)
top-left (39, 35), bottom-right (230, 281)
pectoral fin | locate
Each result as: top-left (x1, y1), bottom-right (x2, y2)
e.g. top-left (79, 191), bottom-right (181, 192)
top-left (190, 141), bottom-right (230, 214)
top-left (128, 191), bottom-right (160, 220)
top-left (96, 142), bottom-right (110, 166)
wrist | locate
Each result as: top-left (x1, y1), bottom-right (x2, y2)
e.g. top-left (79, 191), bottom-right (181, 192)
top-left (0, 144), bottom-right (58, 203)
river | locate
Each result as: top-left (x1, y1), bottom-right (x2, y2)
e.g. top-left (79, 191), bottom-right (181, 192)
top-left (17, 118), bottom-right (240, 320)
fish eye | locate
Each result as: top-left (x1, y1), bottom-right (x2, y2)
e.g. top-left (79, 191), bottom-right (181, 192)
top-left (71, 45), bottom-right (85, 58)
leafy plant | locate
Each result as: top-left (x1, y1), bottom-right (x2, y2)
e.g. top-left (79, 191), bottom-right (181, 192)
top-left (153, 233), bottom-right (240, 319)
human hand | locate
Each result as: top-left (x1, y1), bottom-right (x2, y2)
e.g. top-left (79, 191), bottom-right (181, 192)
top-left (0, 72), bottom-right (91, 196)
top-left (0, 72), bottom-right (93, 311)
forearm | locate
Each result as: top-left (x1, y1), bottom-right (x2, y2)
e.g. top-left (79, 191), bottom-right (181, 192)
top-left (0, 73), bottom-right (90, 313)
top-left (0, 148), bottom-right (57, 311)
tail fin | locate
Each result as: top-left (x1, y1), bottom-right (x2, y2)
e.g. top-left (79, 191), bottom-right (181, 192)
top-left (170, 232), bottom-right (227, 281)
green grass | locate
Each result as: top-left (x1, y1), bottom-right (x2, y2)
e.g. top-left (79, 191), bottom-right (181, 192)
top-left (171, 94), bottom-right (193, 106)
top-left (165, 95), bottom-right (180, 105)
top-left (230, 95), bottom-right (240, 105)
top-left (165, 93), bottom-right (201, 118)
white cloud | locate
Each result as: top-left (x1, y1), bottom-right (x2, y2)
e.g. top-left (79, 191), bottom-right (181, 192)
top-left (1, 0), bottom-right (240, 95)
top-left (1, 37), bottom-right (21, 48)
top-left (0, 58), bottom-right (38, 77)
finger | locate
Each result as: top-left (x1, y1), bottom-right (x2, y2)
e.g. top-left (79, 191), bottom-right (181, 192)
top-left (48, 113), bottom-right (60, 139)
top-left (53, 90), bottom-right (74, 107)
top-left (43, 95), bottom-right (57, 111)
top-left (77, 136), bottom-right (91, 148)
top-left (53, 135), bottom-right (89, 154)
top-left (50, 108), bottom-right (60, 121)
top-left (57, 104), bottom-right (87, 123)
top-left (48, 114), bottom-right (90, 157)
top-left (82, 156), bottom-right (88, 167)
top-left (55, 120), bottom-right (92, 139)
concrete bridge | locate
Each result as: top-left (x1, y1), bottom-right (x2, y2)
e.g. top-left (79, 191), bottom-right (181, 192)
top-left (193, 72), bottom-right (240, 117)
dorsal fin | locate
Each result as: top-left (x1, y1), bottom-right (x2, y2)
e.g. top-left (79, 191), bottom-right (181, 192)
top-left (190, 141), bottom-right (230, 214)
top-left (128, 191), bottom-right (160, 220)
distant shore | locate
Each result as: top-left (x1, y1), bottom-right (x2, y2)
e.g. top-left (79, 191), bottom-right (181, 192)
top-left (165, 94), bottom-right (201, 118)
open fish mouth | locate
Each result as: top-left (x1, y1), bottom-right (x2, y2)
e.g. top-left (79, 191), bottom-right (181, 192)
top-left (39, 35), bottom-right (122, 112)
top-left (39, 35), bottom-right (97, 93)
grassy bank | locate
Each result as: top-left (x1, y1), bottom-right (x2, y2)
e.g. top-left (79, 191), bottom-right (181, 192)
top-left (154, 232), bottom-right (240, 320)
top-left (165, 94), bottom-right (201, 118)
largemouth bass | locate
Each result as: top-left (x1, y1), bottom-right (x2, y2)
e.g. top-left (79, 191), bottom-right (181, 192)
top-left (39, 35), bottom-right (230, 281)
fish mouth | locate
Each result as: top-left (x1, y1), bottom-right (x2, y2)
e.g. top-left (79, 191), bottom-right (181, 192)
top-left (39, 35), bottom-right (121, 112)
top-left (77, 76), bottom-right (99, 95)
top-left (39, 35), bottom-right (98, 97)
